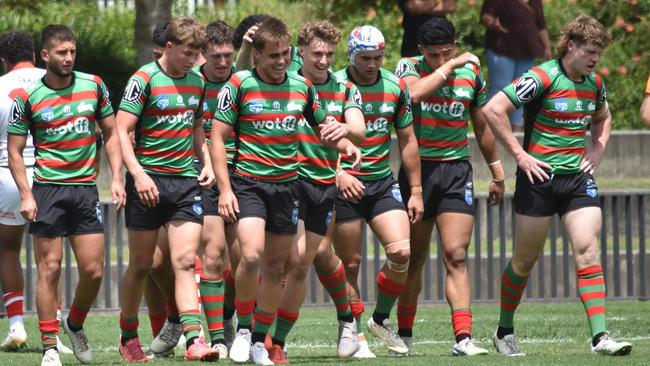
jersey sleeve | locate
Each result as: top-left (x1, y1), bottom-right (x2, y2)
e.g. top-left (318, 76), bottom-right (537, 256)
top-left (214, 76), bottom-right (240, 127)
top-left (343, 83), bottom-right (362, 111)
top-left (303, 81), bottom-right (327, 127)
top-left (394, 58), bottom-right (419, 79)
top-left (96, 77), bottom-right (114, 118)
top-left (595, 75), bottom-right (607, 111)
top-left (502, 67), bottom-right (548, 109)
top-left (471, 69), bottom-right (488, 108)
top-left (119, 72), bottom-right (150, 116)
top-left (7, 89), bottom-right (30, 136)
top-left (395, 81), bottom-right (414, 129)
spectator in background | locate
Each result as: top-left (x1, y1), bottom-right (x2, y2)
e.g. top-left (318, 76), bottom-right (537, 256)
top-left (152, 21), bottom-right (169, 59)
top-left (399, 0), bottom-right (457, 57)
top-left (481, 0), bottom-right (551, 132)
top-left (640, 74), bottom-right (650, 127)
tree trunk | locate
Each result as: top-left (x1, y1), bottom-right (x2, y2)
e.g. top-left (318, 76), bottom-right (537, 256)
top-left (135, 0), bottom-right (173, 66)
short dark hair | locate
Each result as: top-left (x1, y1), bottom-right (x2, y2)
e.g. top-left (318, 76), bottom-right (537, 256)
top-left (233, 14), bottom-right (269, 49)
top-left (252, 17), bottom-right (290, 51)
top-left (152, 21), bottom-right (169, 47)
top-left (41, 24), bottom-right (76, 49)
top-left (418, 17), bottom-right (455, 46)
top-left (0, 30), bottom-right (34, 64)
top-left (206, 20), bottom-right (234, 47)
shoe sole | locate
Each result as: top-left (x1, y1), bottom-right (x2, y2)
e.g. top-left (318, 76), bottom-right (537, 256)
top-left (593, 344), bottom-right (632, 356)
top-left (367, 329), bottom-right (408, 354)
top-left (63, 320), bottom-right (92, 363)
top-left (1, 337), bottom-right (27, 352)
top-left (185, 351), bottom-right (219, 362)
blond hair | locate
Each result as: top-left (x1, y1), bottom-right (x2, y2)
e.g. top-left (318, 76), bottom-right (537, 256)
top-left (555, 14), bottom-right (611, 57)
top-left (297, 21), bottom-right (341, 47)
top-left (166, 16), bottom-right (207, 49)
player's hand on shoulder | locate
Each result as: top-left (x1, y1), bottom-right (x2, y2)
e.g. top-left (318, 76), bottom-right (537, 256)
top-left (336, 170), bottom-right (365, 202)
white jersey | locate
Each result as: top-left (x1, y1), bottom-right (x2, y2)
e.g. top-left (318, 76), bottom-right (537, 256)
top-left (0, 66), bottom-right (45, 167)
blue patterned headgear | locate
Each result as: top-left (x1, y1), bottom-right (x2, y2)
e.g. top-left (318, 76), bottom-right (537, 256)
top-left (347, 25), bottom-right (385, 66)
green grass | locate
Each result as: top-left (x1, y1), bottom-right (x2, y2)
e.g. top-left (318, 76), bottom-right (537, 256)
top-left (0, 300), bottom-right (648, 365)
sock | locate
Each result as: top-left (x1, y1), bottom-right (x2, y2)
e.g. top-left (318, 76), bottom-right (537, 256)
top-left (397, 305), bottom-right (416, 337)
top-left (3, 292), bottom-right (24, 327)
top-left (498, 261), bottom-right (529, 330)
top-left (39, 319), bottom-right (59, 351)
top-left (148, 311), bottom-right (167, 337)
top-left (179, 309), bottom-right (202, 345)
top-left (451, 308), bottom-right (472, 342)
top-left (67, 303), bottom-right (90, 332)
top-left (252, 309), bottom-right (275, 344)
top-left (373, 271), bottom-right (405, 324)
top-left (166, 299), bottom-right (180, 323)
top-left (234, 298), bottom-right (255, 329)
top-left (200, 275), bottom-right (225, 343)
top-left (577, 265), bottom-right (607, 338)
top-left (223, 269), bottom-right (236, 320)
top-left (317, 260), bottom-right (353, 320)
top-left (350, 301), bottom-right (365, 334)
top-left (273, 308), bottom-right (299, 346)
top-left (119, 313), bottom-right (139, 342)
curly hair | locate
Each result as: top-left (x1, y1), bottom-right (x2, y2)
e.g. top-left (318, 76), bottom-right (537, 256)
top-left (297, 20), bottom-right (341, 47)
top-left (418, 17), bottom-right (455, 46)
top-left (0, 30), bottom-right (34, 64)
top-left (555, 14), bottom-right (611, 57)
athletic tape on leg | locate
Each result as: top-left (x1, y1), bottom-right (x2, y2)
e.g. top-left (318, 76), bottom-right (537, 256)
top-left (384, 239), bottom-right (410, 272)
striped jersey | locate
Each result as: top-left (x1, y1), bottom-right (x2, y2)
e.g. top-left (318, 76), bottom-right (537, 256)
top-left (0, 66), bottom-right (45, 167)
top-left (8, 71), bottom-right (113, 184)
top-left (197, 64), bottom-right (237, 162)
top-left (335, 67), bottom-right (413, 181)
top-left (395, 56), bottom-right (487, 161)
top-left (296, 71), bottom-right (362, 184)
top-left (215, 69), bottom-right (327, 182)
top-left (119, 61), bottom-right (205, 177)
top-left (287, 46), bottom-right (304, 73)
top-left (502, 58), bottom-right (606, 174)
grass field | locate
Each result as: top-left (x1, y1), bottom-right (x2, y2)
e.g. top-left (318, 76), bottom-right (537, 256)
top-left (0, 300), bottom-right (648, 365)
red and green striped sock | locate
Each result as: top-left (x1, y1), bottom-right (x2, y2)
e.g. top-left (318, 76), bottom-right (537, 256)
top-left (374, 270), bottom-right (405, 320)
top-left (498, 261), bottom-right (529, 329)
top-left (119, 313), bottom-right (139, 340)
top-left (252, 308), bottom-right (275, 344)
top-left (272, 308), bottom-right (299, 346)
top-left (577, 265), bottom-right (607, 337)
top-left (317, 260), bottom-right (352, 319)
top-left (234, 298), bottom-right (255, 329)
top-left (179, 310), bottom-right (202, 342)
top-left (200, 275), bottom-right (225, 342)
top-left (39, 319), bottom-right (58, 351)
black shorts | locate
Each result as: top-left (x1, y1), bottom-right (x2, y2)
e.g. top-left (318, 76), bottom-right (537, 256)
top-left (29, 183), bottom-right (103, 237)
top-left (399, 160), bottom-right (475, 220)
top-left (514, 170), bottom-right (600, 217)
top-left (195, 162), bottom-right (235, 216)
top-left (297, 179), bottom-right (336, 236)
top-left (335, 176), bottom-right (406, 223)
top-left (125, 173), bottom-right (203, 230)
top-left (232, 174), bottom-right (299, 235)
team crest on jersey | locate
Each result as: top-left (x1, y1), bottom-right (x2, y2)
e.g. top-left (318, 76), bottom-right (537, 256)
top-left (379, 103), bottom-right (394, 114)
top-left (454, 89), bottom-right (472, 99)
top-left (554, 98), bottom-right (569, 112)
top-left (586, 178), bottom-right (598, 198)
top-left (188, 96), bottom-right (199, 107)
top-left (391, 183), bottom-right (403, 203)
top-left (95, 201), bottom-right (103, 224)
top-left (514, 75), bottom-right (539, 103)
top-left (327, 102), bottom-right (342, 113)
top-left (464, 182), bottom-right (473, 206)
top-left (77, 102), bottom-right (94, 114)
top-left (249, 99), bottom-right (264, 113)
top-left (41, 107), bottom-right (54, 122)
top-left (123, 78), bottom-right (142, 102)
top-left (287, 101), bottom-right (302, 112)
top-left (9, 100), bottom-right (24, 124)
top-left (588, 101), bottom-right (596, 111)
top-left (156, 95), bottom-right (170, 110)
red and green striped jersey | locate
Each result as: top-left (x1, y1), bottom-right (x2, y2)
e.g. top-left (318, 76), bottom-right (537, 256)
top-left (287, 46), bottom-right (304, 74)
top-left (119, 61), bottom-right (205, 177)
top-left (395, 56), bottom-right (487, 161)
top-left (8, 71), bottom-right (113, 184)
top-left (502, 58), bottom-right (606, 174)
top-left (334, 67), bottom-right (413, 181)
top-left (215, 69), bottom-right (327, 182)
top-left (197, 64), bottom-right (237, 162)
top-left (296, 71), bottom-right (362, 184)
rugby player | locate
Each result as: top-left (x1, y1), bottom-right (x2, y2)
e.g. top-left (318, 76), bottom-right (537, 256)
top-left (7, 24), bottom-right (126, 366)
top-left (332, 25), bottom-right (423, 357)
top-left (393, 17), bottom-right (504, 356)
top-left (115, 17), bottom-right (218, 362)
top-left (210, 17), bottom-right (361, 365)
top-left (482, 14), bottom-right (632, 356)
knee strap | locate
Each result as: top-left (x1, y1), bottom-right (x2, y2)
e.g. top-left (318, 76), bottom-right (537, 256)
top-left (385, 239), bottom-right (410, 273)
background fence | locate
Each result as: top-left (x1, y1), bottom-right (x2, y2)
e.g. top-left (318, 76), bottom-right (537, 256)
top-left (7, 191), bottom-right (649, 313)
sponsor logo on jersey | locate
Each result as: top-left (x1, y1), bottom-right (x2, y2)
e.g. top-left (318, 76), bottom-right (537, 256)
top-left (327, 102), bottom-right (342, 113)
top-left (287, 101), bottom-right (302, 112)
top-left (123, 78), bottom-right (142, 102)
top-left (156, 110), bottom-right (195, 126)
top-left (46, 117), bottom-right (90, 135)
top-left (188, 96), bottom-right (199, 106)
top-left (464, 182), bottom-right (473, 206)
top-left (249, 99), bottom-right (264, 113)
top-left (252, 116), bottom-right (297, 131)
top-left (420, 101), bottom-right (465, 118)
top-left (366, 117), bottom-right (388, 133)
top-left (441, 86), bottom-right (452, 97)
top-left (77, 102), bottom-right (94, 114)
top-left (379, 103), bottom-right (394, 114)
top-left (554, 115), bottom-right (592, 126)
top-left (588, 101), bottom-right (596, 111)
top-left (9, 100), bottom-right (24, 125)
top-left (217, 87), bottom-right (232, 112)
top-left (63, 105), bottom-right (72, 116)
top-left (272, 101), bottom-right (281, 111)
top-left (555, 98), bottom-right (569, 112)
top-left (454, 88), bottom-right (472, 99)
top-left (156, 95), bottom-right (170, 110)
top-left (176, 95), bottom-right (185, 107)
top-left (514, 75), bottom-right (539, 103)
top-left (365, 103), bottom-right (373, 112)
top-left (576, 100), bottom-right (583, 111)
top-left (41, 107), bottom-right (54, 122)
